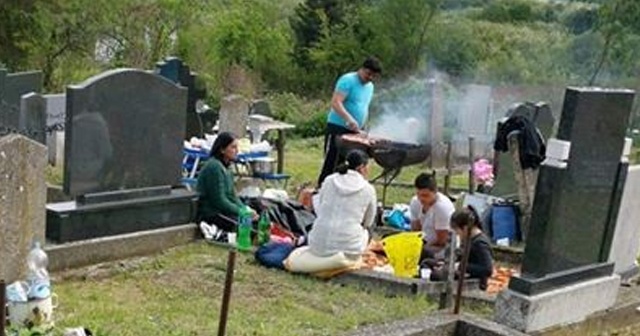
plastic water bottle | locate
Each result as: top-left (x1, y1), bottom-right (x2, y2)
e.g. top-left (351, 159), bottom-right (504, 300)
top-left (257, 210), bottom-right (270, 245)
top-left (237, 206), bottom-right (253, 251)
top-left (26, 241), bottom-right (51, 299)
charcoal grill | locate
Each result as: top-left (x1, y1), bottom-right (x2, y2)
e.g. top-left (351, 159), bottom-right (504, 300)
top-left (337, 134), bottom-right (431, 205)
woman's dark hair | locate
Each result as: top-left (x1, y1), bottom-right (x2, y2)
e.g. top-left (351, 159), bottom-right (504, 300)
top-left (450, 206), bottom-right (482, 230)
top-left (210, 132), bottom-right (237, 166)
top-left (336, 150), bottom-right (369, 174)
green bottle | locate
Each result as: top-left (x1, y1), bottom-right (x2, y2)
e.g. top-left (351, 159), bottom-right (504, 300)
top-left (237, 206), bottom-right (252, 251)
top-left (258, 210), bottom-right (271, 245)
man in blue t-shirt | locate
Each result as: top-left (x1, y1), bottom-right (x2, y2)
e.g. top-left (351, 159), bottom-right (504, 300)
top-left (316, 57), bottom-right (382, 187)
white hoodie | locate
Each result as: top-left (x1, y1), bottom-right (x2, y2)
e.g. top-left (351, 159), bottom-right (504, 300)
top-left (308, 170), bottom-right (377, 257)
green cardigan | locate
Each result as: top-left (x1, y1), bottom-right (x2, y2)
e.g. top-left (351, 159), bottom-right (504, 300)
top-left (197, 157), bottom-right (243, 220)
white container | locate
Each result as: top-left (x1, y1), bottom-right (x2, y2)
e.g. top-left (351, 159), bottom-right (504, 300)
top-left (622, 137), bottom-right (633, 161)
top-left (8, 294), bottom-right (58, 328)
top-left (545, 138), bottom-right (571, 161)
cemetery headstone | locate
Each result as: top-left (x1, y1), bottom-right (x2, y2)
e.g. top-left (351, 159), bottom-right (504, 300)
top-left (459, 84), bottom-right (492, 137)
top-left (608, 163), bottom-right (640, 279)
top-left (0, 134), bottom-right (47, 283)
top-left (44, 94), bottom-right (66, 166)
top-left (0, 69), bottom-right (43, 135)
top-left (63, 69), bottom-right (186, 196)
top-left (496, 88), bottom-right (635, 332)
top-left (19, 92), bottom-right (46, 144)
top-left (47, 69), bottom-right (197, 242)
top-left (156, 57), bottom-right (207, 138)
top-left (218, 94), bottom-right (249, 138)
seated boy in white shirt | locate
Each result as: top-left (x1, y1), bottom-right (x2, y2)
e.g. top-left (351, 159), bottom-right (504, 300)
top-left (409, 173), bottom-right (455, 259)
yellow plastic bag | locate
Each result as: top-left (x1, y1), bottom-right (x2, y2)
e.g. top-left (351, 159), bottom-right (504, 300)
top-left (382, 232), bottom-right (423, 278)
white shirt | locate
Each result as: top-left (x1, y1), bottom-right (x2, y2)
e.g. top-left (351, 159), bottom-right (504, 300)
top-left (409, 192), bottom-right (455, 244)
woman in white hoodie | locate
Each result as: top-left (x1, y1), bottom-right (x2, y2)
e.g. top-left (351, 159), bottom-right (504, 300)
top-left (307, 150), bottom-right (378, 258)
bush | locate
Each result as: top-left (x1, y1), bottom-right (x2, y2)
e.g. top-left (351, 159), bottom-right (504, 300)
top-left (267, 92), bottom-right (327, 138)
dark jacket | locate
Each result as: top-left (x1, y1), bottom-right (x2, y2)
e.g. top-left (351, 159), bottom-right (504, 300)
top-left (465, 233), bottom-right (494, 281)
top-left (197, 157), bottom-right (243, 220)
top-left (494, 116), bottom-right (546, 169)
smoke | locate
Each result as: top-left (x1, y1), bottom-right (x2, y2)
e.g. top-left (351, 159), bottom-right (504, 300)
top-left (368, 71), bottom-right (495, 146)
top-left (368, 88), bottom-right (429, 144)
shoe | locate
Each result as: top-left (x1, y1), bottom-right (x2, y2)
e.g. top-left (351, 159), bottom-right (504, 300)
top-left (199, 222), bottom-right (214, 240)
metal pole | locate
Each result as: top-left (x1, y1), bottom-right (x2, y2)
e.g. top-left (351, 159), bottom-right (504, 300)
top-left (454, 225), bottom-right (473, 315)
top-left (468, 136), bottom-right (476, 194)
top-left (1, 279), bottom-right (6, 336)
top-left (218, 249), bottom-right (237, 336)
top-left (444, 142), bottom-right (453, 196)
top-left (276, 129), bottom-right (285, 174)
top-left (439, 233), bottom-right (457, 310)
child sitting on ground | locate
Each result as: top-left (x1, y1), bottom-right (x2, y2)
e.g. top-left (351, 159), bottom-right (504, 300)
top-left (429, 206), bottom-right (494, 290)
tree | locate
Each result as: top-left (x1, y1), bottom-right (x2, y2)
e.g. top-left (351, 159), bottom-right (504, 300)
top-left (289, 0), bottom-right (365, 70)
top-left (0, 0), bottom-right (39, 70)
top-left (590, 0), bottom-right (640, 85)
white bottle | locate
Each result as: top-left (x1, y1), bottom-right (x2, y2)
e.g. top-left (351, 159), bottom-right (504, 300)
top-left (26, 241), bottom-right (51, 299)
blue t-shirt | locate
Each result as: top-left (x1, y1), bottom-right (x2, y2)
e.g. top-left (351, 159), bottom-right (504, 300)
top-left (327, 72), bottom-right (374, 129)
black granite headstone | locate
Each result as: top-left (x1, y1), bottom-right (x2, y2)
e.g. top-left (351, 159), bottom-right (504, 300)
top-left (156, 57), bottom-right (206, 139)
top-left (510, 88), bottom-right (635, 295)
top-left (0, 69), bottom-right (43, 134)
top-left (19, 92), bottom-right (46, 144)
top-left (63, 69), bottom-right (188, 196)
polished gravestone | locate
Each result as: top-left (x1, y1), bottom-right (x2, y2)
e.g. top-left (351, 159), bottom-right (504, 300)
top-left (496, 88), bottom-right (635, 332)
top-left (0, 69), bottom-right (43, 135)
top-left (0, 135), bottom-right (47, 283)
top-left (19, 92), bottom-right (46, 144)
top-left (46, 69), bottom-right (197, 243)
top-left (156, 57), bottom-right (207, 138)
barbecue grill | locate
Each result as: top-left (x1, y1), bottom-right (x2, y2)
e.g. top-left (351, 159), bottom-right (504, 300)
top-left (337, 134), bottom-right (431, 205)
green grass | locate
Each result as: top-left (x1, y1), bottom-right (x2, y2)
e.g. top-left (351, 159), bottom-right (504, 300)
top-left (52, 243), bottom-right (436, 336)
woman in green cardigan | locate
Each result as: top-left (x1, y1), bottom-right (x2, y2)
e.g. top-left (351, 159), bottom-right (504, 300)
top-left (197, 132), bottom-right (256, 233)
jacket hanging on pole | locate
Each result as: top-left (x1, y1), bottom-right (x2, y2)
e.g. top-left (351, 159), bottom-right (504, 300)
top-left (493, 116), bottom-right (546, 170)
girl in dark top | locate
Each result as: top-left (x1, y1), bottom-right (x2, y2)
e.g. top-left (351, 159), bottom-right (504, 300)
top-left (197, 132), bottom-right (256, 234)
top-left (450, 206), bottom-right (494, 290)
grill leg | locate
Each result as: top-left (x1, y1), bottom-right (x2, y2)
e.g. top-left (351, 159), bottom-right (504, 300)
top-left (380, 168), bottom-right (402, 207)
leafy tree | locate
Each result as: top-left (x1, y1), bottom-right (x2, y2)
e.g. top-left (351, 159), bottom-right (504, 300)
top-left (289, 0), bottom-right (365, 70)
top-left (0, 0), bottom-right (39, 70)
top-left (364, 0), bottom-right (443, 72)
top-left (590, 0), bottom-right (640, 84)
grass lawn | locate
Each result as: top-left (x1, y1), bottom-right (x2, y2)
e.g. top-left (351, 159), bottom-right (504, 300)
top-left (40, 137), bottom-right (466, 336)
top-left (52, 242), bottom-right (436, 335)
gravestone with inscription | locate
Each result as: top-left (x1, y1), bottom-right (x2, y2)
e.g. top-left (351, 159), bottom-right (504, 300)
top-left (0, 69), bottom-right (43, 135)
top-left (156, 57), bottom-right (207, 138)
top-left (44, 93), bottom-right (66, 165)
top-left (496, 88), bottom-right (635, 333)
top-left (0, 134), bottom-right (47, 283)
top-left (46, 69), bottom-right (197, 243)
